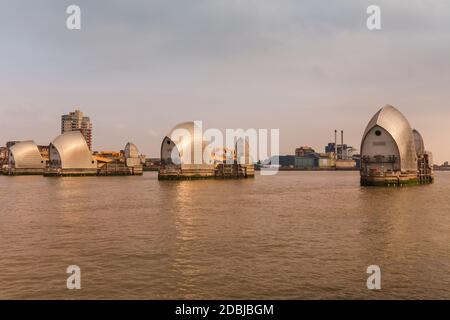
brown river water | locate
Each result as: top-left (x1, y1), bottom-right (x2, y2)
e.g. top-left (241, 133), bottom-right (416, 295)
top-left (0, 171), bottom-right (449, 299)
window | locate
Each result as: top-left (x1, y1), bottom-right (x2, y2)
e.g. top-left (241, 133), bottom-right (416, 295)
top-left (375, 130), bottom-right (382, 136)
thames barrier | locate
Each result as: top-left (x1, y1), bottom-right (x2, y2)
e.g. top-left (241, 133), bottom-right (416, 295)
top-left (1, 107), bottom-right (435, 185)
top-left (360, 105), bottom-right (434, 186)
top-left (3, 131), bottom-right (144, 177)
top-left (159, 122), bottom-right (255, 180)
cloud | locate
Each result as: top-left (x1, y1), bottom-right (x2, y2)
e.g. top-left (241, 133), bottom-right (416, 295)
top-left (1, 0), bottom-right (450, 162)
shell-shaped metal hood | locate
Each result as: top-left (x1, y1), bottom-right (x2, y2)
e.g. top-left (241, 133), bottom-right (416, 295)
top-left (124, 142), bottom-right (139, 158)
top-left (412, 129), bottom-right (425, 154)
top-left (9, 140), bottom-right (44, 169)
top-left (162, 121), bottom-right (207, 166)
top-left (50, 131), bottom-right (96, 169)
top-left (362, 105), bottom-right (417, 172)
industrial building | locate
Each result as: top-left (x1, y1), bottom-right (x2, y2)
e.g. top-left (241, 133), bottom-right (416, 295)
top-left (295, 146), bottom-right (315, 157)
top-left (264, 155), bottom-right (296, 168)
top-left (318, 154), bottom-right (335, 169)
top-left (45, 131), bottom-right (98, 176)
top-left (325, 143), bottom-right (357, 162)
top-left (290, 131), bottom-right (358, 171)
top-left (295, 153), bottom-right (319, 169)
top-left (285, 145), bottom-right (336, 170)
top-left (159, 121), bottom-right (254, 180)
top-left (293, 146), bottom-right (318, 169)
top-left (360, 105), bottom-right (433, 186)
top-left (5, 141), bottom-right (45, 175)
top-left (329, 130), bottom-right (358, 170)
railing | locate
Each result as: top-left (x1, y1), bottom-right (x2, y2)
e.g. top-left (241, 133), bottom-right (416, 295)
top-left (361, 155), bottom-right (397, 164)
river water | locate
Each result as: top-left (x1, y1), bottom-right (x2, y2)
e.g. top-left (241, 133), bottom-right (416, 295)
top-left (0, 171), bottom-right (449, 299)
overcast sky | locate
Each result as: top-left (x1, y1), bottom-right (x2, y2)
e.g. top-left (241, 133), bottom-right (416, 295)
top-left (1, 0), bottom-right (449, 162)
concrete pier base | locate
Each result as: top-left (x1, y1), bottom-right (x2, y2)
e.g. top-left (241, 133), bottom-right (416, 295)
top-left (158, 164), bottom-right (255, 181)
top-left (360, 174), bottom-right (433, 187)
top-left (3, 168), bottom-right (44, 176)
top-left (44, 169), bottom-right (98, 177)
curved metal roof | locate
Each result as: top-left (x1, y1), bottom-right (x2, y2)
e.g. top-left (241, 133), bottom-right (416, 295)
top-left (161, 121), bottom-right (214, 168)
top-left (412, 129), bottom-right (425, 154)
top-left (9, 140), bottom-right (44, 169)
top-left (161, 122), bottom-right (255, 167)
top-left (124, 142), bottom-right (139, 158)
top-left (362, 105), bottom-right (417, 172)
top-left (50, 131), bottom-right (96, 169)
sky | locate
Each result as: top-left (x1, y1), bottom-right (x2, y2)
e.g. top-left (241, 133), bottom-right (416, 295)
top-left (1, 0), bottom-right (450, 163)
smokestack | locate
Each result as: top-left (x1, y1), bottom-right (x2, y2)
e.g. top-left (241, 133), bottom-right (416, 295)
top-left (341, 130), bottom-right (344, 160)
top-left (334, 130), bottom-right (337, 161)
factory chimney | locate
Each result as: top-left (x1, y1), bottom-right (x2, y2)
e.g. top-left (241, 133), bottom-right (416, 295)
top-left (334, 130), bottom-right (337, 161)
top-left (341, 130), bottom-right (344, 160)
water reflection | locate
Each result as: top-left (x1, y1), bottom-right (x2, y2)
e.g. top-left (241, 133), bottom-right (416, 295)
top-left (0, 172), bottom-right (449, 299)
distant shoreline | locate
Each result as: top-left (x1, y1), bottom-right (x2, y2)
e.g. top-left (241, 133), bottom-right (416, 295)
top-left (144, 167), bottom-right (450, 172)
top-left (435, 167), bottom-right (450, 171)
top-left (255, 167), bottom-right (359, 172)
